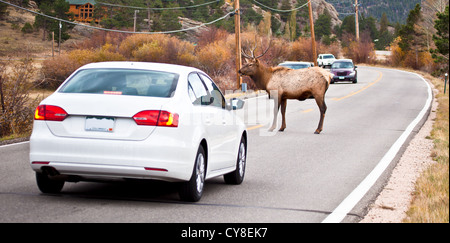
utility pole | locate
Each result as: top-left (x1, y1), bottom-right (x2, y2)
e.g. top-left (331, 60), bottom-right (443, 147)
top-left (235, 0), bottom-right (242, 90)
top-left (58, 21), bottom-right (61, 55)
top-left (308, 0), bottom-right (317, 66)
top-left (52, 32), bottom-right (54, 58)
top-left (146, 1), bottom-right (151, 32)
top-left (134, 10), bottom-right (139, 32)
top-left (0, 75), bottom-right (4, 115)
top-left (355, 0), bottom-right (360, 42)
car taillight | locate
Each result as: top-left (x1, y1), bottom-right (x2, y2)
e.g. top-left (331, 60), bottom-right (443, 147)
top-left (132, 110), bottom-right (160, 126)
top-left (34, 105), bottom-right (68, 121)
top-left (158, 111), bottom-right (179, 127)
top-left (132, 110), bottom-right (179, 127)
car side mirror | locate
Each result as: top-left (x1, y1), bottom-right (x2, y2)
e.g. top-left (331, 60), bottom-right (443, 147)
top-left (354, 65), bottom-right (358, 68)
top-left (201, 96), bottom-right (214, 106)
top-left (228, 98), bottom-right (244, 110)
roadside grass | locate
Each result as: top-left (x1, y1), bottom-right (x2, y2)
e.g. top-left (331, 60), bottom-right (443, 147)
top-left (403, 73), bottom-right (449, 223)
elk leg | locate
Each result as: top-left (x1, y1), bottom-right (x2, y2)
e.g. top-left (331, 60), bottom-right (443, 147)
top-left (314, 95), bottom-right (327, 134)
top-left (269, 95), bottom-right (281, 132)
top-left (279, 98), bottom-right (287, 131)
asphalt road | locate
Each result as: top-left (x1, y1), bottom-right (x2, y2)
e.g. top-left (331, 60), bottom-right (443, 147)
top-left (0, 66), bottom-right (431, 223)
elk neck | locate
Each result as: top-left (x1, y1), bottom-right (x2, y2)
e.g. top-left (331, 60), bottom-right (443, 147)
top-left (249, 63), bottom-right (273, 91)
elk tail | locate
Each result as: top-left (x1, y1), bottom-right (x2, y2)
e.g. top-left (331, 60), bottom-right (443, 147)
top-left (324, 72), bottom-right (332, 91)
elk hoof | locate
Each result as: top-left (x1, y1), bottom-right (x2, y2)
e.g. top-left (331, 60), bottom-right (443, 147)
top-left (314, 130), bottom-right (321, 134)
top-left (279, 127), bottom-right (285, 132)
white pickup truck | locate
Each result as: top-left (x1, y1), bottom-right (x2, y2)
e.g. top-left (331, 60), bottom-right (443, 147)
top-left (317, 54), bottom-right (336, 68)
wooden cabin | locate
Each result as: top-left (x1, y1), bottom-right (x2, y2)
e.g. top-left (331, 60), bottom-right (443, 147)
top-left (66, 0), bottom-right (99, 23)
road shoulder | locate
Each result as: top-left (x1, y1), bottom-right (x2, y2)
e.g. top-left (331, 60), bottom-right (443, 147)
top-left (360, 80), bottom-right (438, 223)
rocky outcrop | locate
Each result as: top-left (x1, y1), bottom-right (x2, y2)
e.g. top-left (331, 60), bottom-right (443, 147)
top-left (311, 0), bottom-right (342, 27)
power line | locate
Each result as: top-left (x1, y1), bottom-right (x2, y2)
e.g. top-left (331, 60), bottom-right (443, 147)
top-left (97, 0), bottom-right (221, 11)
top-left (252, 0), bottom-right (310, 13)
top-left (0, 0), bottom-right (233, 35)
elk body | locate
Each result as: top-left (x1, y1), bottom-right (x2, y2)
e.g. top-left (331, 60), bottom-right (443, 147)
top-left (239, 51), bottom-right (332, 134)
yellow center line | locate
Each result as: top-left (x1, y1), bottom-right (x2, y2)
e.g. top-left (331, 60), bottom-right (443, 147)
top-left (332, 71), bottom-right (383, 101)
top-left (302, 109), bottom-right (313, 113)
top-left (247, 124), bottom-right (264, 130)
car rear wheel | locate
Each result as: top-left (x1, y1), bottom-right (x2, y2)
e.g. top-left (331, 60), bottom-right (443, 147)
top-left (224, 137), bottom-right (246, 185)
top-left (36, 172), bottom-right (65, 193)
top-left (179, 146), bottom-right (206, 202)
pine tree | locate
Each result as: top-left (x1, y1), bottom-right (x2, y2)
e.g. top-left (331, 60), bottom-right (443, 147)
top-left (33, 0), bottom-right (71, 43)
top-left (376, 13), bottom-right (394, 50)
top-left (431, 5), bottom-right (449, 74)
top-left (398, 3), bottom-right (428, 69)
top-left (398, 3), bottom-right (424, 51)
top-left (315, 9), bottom-right (332, 41)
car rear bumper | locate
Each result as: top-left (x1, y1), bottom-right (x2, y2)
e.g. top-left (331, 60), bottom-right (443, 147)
top-left (30, 121), bottom-right (196, 182)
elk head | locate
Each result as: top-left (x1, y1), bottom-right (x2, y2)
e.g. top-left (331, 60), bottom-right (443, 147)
top-left (238, 38), bottom-right (271, 77)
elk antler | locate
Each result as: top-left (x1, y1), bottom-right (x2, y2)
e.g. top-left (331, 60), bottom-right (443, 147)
top-left (241, 37), bottom-right (272, 59)
top-left (241, 48), bottom-right (254, 59)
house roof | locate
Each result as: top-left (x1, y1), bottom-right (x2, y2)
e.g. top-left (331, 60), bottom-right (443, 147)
top-left (65, 0), bottom-right (97, 5)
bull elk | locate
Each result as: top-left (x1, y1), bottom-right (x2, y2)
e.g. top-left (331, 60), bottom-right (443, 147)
top-left (238, 41), bottom-right (332, 134)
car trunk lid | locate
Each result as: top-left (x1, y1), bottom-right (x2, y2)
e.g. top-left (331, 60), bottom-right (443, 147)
top-left (41, 93), bottom-right (170, 141)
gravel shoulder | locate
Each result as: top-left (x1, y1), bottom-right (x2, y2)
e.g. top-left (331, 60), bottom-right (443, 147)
top-left (360, 80), bottom-right (438, 223)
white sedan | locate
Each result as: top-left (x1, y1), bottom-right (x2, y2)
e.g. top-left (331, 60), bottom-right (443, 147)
top-left (30, 61), bottom-right (247, 202)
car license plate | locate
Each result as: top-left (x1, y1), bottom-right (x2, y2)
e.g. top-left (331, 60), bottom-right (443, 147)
top-left (85, 116), bottom-right (115, 132)
top-left (339, 76), bottom-right (345, 80)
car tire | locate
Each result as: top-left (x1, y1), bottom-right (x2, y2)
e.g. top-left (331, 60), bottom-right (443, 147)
top-left (224, 136), bottom-right (246, 185)
top-left (179, 146), bottom-right (206, 202)
top-left (36, 172), bottom-right (65, 193)
top-left (353, 78), bottom-right (358, 83)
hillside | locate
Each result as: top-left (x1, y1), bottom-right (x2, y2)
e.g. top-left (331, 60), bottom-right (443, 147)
top-left (330, 0), bottom-right (422, 24)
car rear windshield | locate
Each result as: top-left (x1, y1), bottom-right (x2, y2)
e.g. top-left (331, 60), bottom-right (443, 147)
top-left (280, 64), bottom-right (310, 69)
top-left (323, 55), bottom-right (335, 59)
top-left (59, 68), bottom-right (179, 98)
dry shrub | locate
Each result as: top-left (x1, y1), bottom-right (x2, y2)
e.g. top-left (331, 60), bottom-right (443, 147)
top-left (196, 40), bottom-right (232, 78)
top-left (76, 31), bottom-right (129, 52)
top-left (41, 55), bottom-right (80, 89)
top-left (131, 35), bottom-right (195, 66)
top-left (132, 41), bottom-right (164, 63)
top-left (389, 36), bottom-right (437, 72)
top-left (68, 49), bottom-right (96, 65)
top-left (0, 59), bottom-right (38, 137)
top-left (91, 43), bottom-right (126, 63)
top-left (288, 37), bottom-right (341, 62)
top-left (119, 34), bottom-right (158, 58)
top-left (343, 40), bottom-right (375, 64)
top-left (41, 45), bottom-right (125, 89)
top-left (263, 38), bottom-right (289, 66)
top-left (211, 34), bottom-right (240, 91)
top-left (197, 27), bottom-right (229, 48)
top-left (289, 37), bottom-right (314, 62)
top-left (390, 37), bottom-right (405, 67)
top-left (317, 41), bottom-right (341, 60)
top-left (402, 50), bottom-right (435, 72)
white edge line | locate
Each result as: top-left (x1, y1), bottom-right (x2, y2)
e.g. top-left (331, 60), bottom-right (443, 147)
top-left (0, 140), bottom-right (30, 149)
top-left (321, 70), bottom-right (432, 223)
